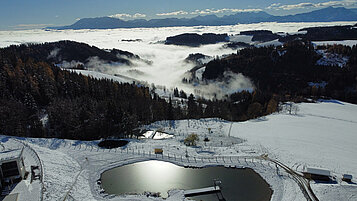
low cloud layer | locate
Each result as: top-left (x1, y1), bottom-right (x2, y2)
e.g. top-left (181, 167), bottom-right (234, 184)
top-left (189, 71), bottom-right (254, 99)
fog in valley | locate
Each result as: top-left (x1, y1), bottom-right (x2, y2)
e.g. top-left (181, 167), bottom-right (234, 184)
top-left (1, 21), bottom-right (355, 99)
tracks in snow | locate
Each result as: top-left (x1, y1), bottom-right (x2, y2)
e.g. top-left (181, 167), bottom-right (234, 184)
top-left (61, 158), bottom-right (88, 201)
top-left (302, 113), bottom-right (357, 124)
top-left (262, 155), bottom-right (319, 201)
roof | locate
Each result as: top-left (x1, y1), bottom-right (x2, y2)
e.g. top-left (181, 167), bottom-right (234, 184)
top-left (305, 167), bottom-right (331, 177)
top-left (343, 174), bottom-right (353, 179)
top-left (0, 148), bottom-right (23, 162)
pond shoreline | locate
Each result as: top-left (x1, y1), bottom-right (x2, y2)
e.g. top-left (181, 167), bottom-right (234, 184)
top-left (100, 160), bottom-right (273, 201)
top-left (92, 155), bottom-right (277, 201)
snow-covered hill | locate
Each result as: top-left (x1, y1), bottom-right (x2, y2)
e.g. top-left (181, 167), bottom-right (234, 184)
top-left (231, 100), bottom-right (357, 177)
top-left (230, 100), bottom-right (357, 201)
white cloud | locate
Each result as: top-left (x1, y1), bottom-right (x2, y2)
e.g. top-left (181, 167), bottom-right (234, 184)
top-left (279, 2), bottom-right (315, 10)
top-left (190, 8), bottom-right (262, 15)
top-left (156, 10), bottom-right (189, 16)
top-left (316, 0), bottom-right (357, 7)
top-left (156, 8), bottom-right (263, 17)
top-left (230, 8), bottom-right (264, 12)
top-left (267, 0), bottom-right (357, 10)
top-left (109, 13), bottom-right (146, 19)
top-left (133, 13), bottom-right (146, 18)
top-left (196, 8), bottom-right (225, 15)
top-left (109, 13), bottom-right (131, 19)
top-left (191, 9), bottom-right (211, 15)
top-left (266, 3), bottom-right (281, 10)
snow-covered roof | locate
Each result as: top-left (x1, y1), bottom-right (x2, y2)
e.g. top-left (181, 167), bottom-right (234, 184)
top-left (152, 132), bottom-right (174, 140)
top-left (305, 167), bottom-right (331, 177)
top-left (0, 148), bottom-right (23, 162)
top-left (140, 131), bottom-right (154, 139)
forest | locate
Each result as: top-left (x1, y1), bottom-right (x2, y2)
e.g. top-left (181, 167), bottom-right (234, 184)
top-left (203, 41), bottom-right (357, 104)
top-left (0, 42), bottom-right (182, 140)
top-left (1, 40), bottom-right (356, 140)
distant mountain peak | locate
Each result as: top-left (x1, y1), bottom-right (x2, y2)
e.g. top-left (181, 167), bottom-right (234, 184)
top-left (48, 7), bottom-right (357, 30)
top-left (272, 6), bottom-right (357, 22)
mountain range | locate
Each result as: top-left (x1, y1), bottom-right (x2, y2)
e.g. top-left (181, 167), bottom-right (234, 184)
top-left (49, 7), bottom-right (357, 30)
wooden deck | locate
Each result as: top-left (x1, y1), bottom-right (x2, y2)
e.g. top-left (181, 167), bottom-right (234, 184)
top-left (184, 185), bottom-right (221, 197)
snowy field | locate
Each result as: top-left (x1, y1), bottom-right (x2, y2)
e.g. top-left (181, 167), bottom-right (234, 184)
top-left (230, 100), bottom-right (357, 201)
top-left (1, 100), bottom-right (357, 201)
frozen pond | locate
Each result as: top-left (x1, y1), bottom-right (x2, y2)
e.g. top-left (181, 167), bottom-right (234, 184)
top-left (101, 160), bottom-right (272, 201)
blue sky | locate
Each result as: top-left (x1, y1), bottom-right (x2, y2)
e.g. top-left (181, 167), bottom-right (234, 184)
top-left (0, 0), bottom-right (356, 30)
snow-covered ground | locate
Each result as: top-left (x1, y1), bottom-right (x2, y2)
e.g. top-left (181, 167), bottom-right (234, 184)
top-left (316, 49), bottom-right (350, 67)
top-left (255, 39), bottom-right (283, 47)
top-left (231, 100), bottom-right (357, 176)
top-left (1, 100), bottom-right (356, 201)
top-left (71, 69), bottom-right (136, 84)
top-left (230, 100), bottom-right (357, 200)
top-left (313, 40), bottom-right (357, 47)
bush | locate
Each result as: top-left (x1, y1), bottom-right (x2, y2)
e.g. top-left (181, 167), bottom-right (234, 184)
top-left (184, 133), bottom-right (199, 146)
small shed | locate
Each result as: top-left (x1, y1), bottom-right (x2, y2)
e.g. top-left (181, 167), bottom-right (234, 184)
top-left (303, 167), bottom-right (331, 181)
top-left (342, 174), bottom-right (353, 182)
top-left (0, 148), bottom-right (26, 184)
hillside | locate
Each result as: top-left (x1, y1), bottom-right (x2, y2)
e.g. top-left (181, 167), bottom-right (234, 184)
top-left (202, 41), bottom-right (357, 103)
top-left (2, 40), bottom-right (142, 67)
top-left (0, 42), bottom-right (181, 140)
